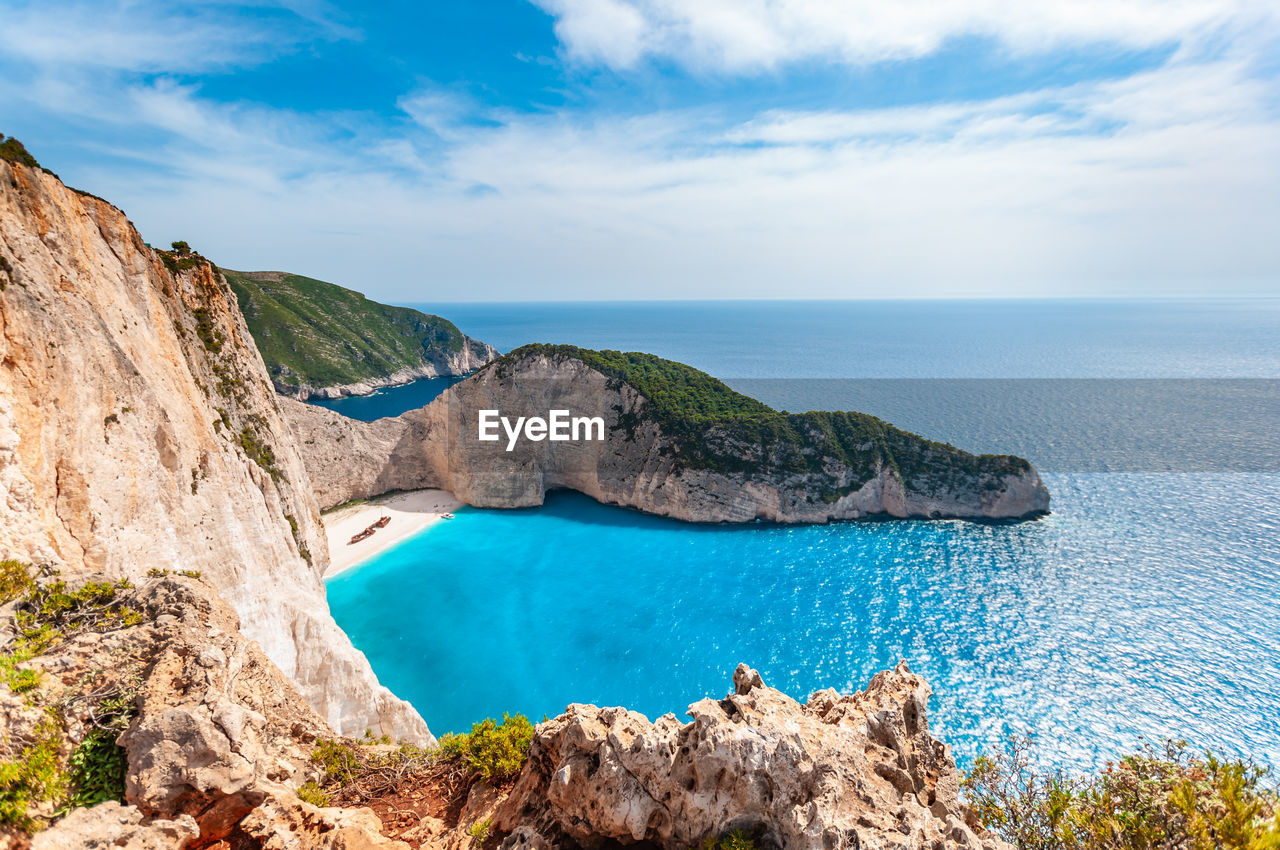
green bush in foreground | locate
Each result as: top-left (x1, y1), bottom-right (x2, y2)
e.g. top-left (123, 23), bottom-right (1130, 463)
top-left (0, 560), bottom-right (33, 604)
top-left (694, 830), bottom-right (758, 850)
top-left (437, 713), bottom-right (535, 782)
top-left (62, 728), bottom-right (128, 810)
top-left (296, 780), bottom-right (332, 807)
top-left (0, 565), bottom-right (141, 828)
top-left (0, 715), bottom-right (66, 829)
top-left (963, 737), bottom-right (1280, 850)
top-left (469, 818), bottom-right (493, 843)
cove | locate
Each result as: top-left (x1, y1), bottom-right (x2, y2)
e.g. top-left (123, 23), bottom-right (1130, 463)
top-left (326, 473), bottom-right (1280, 773)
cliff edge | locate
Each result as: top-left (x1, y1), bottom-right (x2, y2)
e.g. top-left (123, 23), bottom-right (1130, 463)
top-left (0, 150), bottom-right (428, 743)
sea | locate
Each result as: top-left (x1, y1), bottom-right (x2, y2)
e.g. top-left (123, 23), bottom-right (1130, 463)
top-left (323, 298), bottom-right (1280, 773)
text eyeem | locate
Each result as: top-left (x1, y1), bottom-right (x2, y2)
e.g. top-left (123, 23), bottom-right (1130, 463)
top-left (477, 409), bottom-right (606, 451)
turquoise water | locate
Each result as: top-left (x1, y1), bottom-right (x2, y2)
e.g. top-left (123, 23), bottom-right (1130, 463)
top-left (325, 298), bottom-right (1280, 772)
top-left (328, 476), bottom-right (1280, 772)
top-left (309, 376), bottom-right (464, 422)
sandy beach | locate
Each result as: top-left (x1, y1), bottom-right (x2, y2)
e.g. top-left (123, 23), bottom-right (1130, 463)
top-left (322, 489), bottom-right (462, 578)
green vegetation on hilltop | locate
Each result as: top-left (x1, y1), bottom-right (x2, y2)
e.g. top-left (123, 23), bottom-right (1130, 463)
top-left (0, 134), bottom-right (41, 170)
top-left (964, 737), bottom-right (1280, 850)
top-left (1, 133), bottom-right (110, 204)
top-left (492, 345), bottom-right (775, 423)
top-left (491, 345), bottom-right (1031, 502)
top-left (224, 269), bottom-right (494, 393)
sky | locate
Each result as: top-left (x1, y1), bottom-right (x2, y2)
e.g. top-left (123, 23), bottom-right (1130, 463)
top-left (1, 0), bottom-right (1278, 302)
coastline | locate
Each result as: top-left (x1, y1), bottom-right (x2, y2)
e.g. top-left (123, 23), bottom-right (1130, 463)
top-left (322, 489), bottom-right (462, 578)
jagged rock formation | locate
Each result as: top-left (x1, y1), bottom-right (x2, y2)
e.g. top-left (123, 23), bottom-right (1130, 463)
top-left (284, 346), bottom-right (1049, 522)
top-left (19, 573), bottom-right (409, 849)
top-left (0, 155), bottom-right (427, 742)
top-left (224, 269), bottom-right (498, 399)
top-left (493, 663), bottom-right (1009, 850)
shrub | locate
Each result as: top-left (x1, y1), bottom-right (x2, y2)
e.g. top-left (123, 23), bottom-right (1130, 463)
top-left (696, 831), bottom-right (758, 850)
top-left (311, 739), bottom-right (362, 785)
top-left (296, 780), bottom-right (331, 807)
top-left (0, 713), bottom-right (66, 828)
top-left (963, 737), bottom-right (1280, 850)
top-left (13, 574), bottom-right (140, 651)
top-left (437, 713), bottom-right (535, 782)
top-left (63, 728), bottom-right (128, 809)
top-left (0, 560), bottom-right (32, 604)
top-left (0, 134), bottom-right (40, 169)
top-left (237, 427), bottom-right (282, 480)
top-left (170, 241), bottom-right (190, 256)
top-left (0, 570), bottom-right (142, 827)
top-left (1, 570), bottom-right (140, 694)
top-left (192, 308), bottom-right (224, 353)
top-left (468, 818), bottom-right (493, 843)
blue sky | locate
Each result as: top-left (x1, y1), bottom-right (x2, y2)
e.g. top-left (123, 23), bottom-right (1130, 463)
top-left (1, 0), bottom-right (1278, 301)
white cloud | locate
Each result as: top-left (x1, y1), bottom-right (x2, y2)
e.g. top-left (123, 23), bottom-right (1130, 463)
top-left (533, 0), bottom-right (1276, 72)
top-left (0, 3), bottom-right (264, 74)
top-left (1, 0), bottom-right (1276, 300)
top-left (38, 54), bottom-right (1270, 301)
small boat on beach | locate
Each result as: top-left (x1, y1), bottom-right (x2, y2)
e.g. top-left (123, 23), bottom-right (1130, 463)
top-left (441, 513), bottom-right (455, 519)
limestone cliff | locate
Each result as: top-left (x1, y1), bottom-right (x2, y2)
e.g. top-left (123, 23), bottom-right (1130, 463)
top-left (0, 155), bottom-right (428, 743)
top-left (285, 346), bottom-right (1049, 522)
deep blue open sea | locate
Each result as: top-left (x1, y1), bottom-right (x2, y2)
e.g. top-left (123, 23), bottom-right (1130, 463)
top-left (324, 299), bottom-right (1280, 773)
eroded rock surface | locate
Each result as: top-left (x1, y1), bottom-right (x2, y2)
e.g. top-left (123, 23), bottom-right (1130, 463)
top-left (18, 574), bottom-right (406, 849)
top-left (493, 663), bottom-right (1010, 850)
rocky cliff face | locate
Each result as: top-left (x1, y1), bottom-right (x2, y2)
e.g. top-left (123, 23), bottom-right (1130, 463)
top-left (16, 573), bottom-right (410, 849)
top-left (494, 663), bottom-right (1009, 850)
top-left (285, 349), bottom-right (1049, 522)
top-left (0, 158), bottom-right (428, 743)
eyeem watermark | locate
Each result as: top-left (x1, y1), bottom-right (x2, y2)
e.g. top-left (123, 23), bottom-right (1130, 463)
top-left (478, 409), bottom-right (606, 451)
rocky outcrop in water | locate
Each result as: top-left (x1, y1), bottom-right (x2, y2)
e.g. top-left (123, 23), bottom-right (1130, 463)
top-left (0, 155), bottom-right (427, 742)
top-left (493, 663), bottom-right (1009, 850)
top-left (285, 347), bottom-right (1049, 522)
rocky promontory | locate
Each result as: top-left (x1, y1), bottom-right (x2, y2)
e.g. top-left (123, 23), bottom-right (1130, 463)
top-left (285, 345), bottom-right (1049, 522)
top-left (224, 270), bottom-right (499, 400)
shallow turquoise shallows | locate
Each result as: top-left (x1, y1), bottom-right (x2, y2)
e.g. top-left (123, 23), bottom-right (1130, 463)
top-left (327, 472), bottom-right (1280, 773)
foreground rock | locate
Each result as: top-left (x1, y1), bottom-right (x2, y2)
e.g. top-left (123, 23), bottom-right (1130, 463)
top-left (0, 153), bottom-right (426, 742)
top-left (493, 663), bottom-right (1008, 850)
top-left (14, 573), bottom-right (408, 849)
top-left (284, 346), bottom-right (1049, 522)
